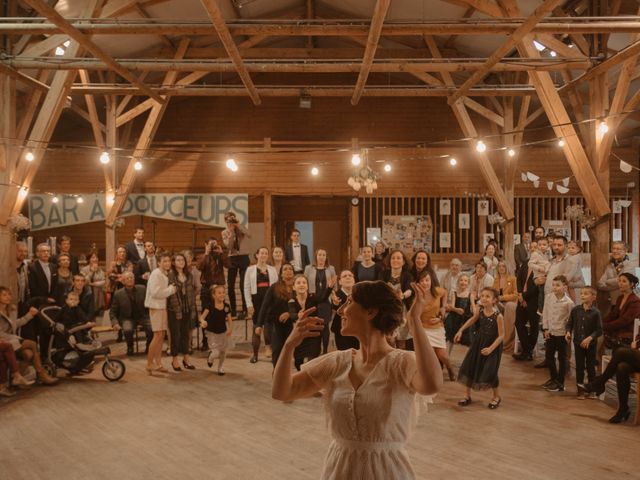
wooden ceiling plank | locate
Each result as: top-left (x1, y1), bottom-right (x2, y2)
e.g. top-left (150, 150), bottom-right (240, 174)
top-left (200, 0), bottom-right (261, 105)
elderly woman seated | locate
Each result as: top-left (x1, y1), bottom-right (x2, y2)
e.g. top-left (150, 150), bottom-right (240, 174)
top-left (0, 286), bottom-right (58, 386)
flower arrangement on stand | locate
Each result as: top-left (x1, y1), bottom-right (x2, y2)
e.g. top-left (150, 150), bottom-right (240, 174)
top-left (565, 204), bottom-right (597, 235)
top-left (8, 214), bottom-right (31, 240)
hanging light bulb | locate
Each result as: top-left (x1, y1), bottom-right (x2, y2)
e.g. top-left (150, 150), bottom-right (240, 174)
top-left (449, 157), bottom-right (457, 166)
top-left (507, 148), bottom-right (516, 157)
top-left (226, 158), bottom-right (238, 172)
top-left (52, 196), bottom-right (59, 203)
top-left (76, 196), bottom-right (84, 204)
top-left (351, 153), bottom-right (361, 166)
top-left (558, 139), bottom-right (565, 147)
top-left (99, 151), bottom-right (110, 164)
top-left (549, 50), bottom-right (557, 57)
top-left (598, 121), bottom-right (609, 135)
top-left (18, 187), bottom-right (28, 199)
top-left (311, 166), bottom-right (319, 176)
top-left (475, 140), bottom-right (486, 153)
top-left (383, 163), bottom-right (391, 172)
top-left (134, 161), bottom-right (142, 171)
top-left (106, 192), bottom-right (115, 205)
top-left (25, 151), bottom-right (34, 162)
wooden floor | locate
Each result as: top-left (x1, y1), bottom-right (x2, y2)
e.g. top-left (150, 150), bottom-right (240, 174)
top-left (1, 334), bottom-right (637, 480)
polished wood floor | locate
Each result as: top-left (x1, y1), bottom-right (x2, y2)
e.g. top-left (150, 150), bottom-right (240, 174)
top-left (1, 328), bottom-right (637, 480)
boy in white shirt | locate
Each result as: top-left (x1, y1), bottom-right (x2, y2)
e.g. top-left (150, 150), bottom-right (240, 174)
top-left (541, 275), bottom-right (575, 392)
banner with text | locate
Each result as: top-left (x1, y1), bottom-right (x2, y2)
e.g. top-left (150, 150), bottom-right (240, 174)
top-left (28, 193), bottom-right (249, 231)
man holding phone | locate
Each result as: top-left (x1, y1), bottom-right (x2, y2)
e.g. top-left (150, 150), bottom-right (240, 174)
top-left (221, 211), bottom-right (251, 319)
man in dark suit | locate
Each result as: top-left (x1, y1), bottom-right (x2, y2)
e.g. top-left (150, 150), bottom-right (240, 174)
top-left (110, 271), bottom-right (152, 355)
top-left (514, 232), bottom-right (532, 271)
top-left (134, 242), bottom-right (157, 286)
top-left (50, 235), bottom-right (79, 275)
top-left (27, 242), bottom-right (58, 355)
top-left (125, 227), bottom-right (146, 264)
top-left (285, 228), bottom-right (310, 274)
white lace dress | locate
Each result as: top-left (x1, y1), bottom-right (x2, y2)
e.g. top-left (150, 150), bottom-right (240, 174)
top-left (302, 349), bottom-right (419, 480)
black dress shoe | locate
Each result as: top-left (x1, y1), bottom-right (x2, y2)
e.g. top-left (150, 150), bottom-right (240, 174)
top-left (584, 378), bottom-right (606, 396)
top-left (609, 409), bottom-right (630, 424)
top-left (172, 364), bottom-right (182, 372)
top-left (182, 361), bottom-right (196, 370)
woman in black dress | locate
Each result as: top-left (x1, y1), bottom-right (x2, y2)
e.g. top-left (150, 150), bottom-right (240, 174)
top-left (256, 264), bottom-right (295, 368)
top-left (454, 287), bottom-right (505, 409)
top-left (330, 270), bottom-right (359, 351)
top-left (167, 253), bottom-right (197, 371)
top-left (289, 275), bottom-right (324, 370)
top-left (351, 246), bottom-right (379, 282)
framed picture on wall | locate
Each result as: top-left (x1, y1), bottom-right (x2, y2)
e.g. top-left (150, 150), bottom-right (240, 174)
top-left (458, 213), bottom-right (470, 229)
top-left (439, 232), bottom-right (451, 248)
top-left (478, 200), bottom-right (489, 216)
top-left (439, 199), bottom-right (451, 216)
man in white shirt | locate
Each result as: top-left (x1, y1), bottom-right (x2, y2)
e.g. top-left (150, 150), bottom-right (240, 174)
top-left (285, 229), bottom-right (310, 274)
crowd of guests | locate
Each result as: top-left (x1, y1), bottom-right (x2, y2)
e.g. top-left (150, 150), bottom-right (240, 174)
top-left (2, 219), bottom-right (639, 425)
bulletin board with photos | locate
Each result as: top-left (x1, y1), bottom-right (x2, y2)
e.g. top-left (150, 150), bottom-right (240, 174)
top-left (382, 215), bottom-right (433, 255)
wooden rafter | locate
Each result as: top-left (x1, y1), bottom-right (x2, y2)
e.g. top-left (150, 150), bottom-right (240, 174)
top-left (0, 0), bottom-right (101, 223)
top-left (104, 38), bottom-right (190, 227)
top-left (351, 0), bottom-right (391, 105)
top-left (22, 0), bottom-right (164, 103)
top-left (449, 0), bottom-right (563, 104)
top-left (200, 0), bottom-right (261, 105)
top-left (78, 70), bottom-right (105, 149)
top-left (425, 35), bottom-right (514, 220)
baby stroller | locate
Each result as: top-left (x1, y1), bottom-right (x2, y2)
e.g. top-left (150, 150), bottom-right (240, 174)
top-left (39, 306), bottom-right (126, 382)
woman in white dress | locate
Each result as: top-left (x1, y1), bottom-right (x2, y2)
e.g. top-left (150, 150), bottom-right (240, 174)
top-left (272, 280), bottom-right (442, 480)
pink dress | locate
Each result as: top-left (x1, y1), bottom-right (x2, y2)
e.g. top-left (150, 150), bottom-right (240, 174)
top-left (302, 349), bottom-right (419, 480)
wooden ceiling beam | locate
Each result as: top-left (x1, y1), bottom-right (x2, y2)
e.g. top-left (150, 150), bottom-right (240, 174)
top-left (6, 57), bottom-right (591, 72)
top-left (71, 85), bottom-right (539, 97)
top-left (78, 69), bottom-right (105, 149)
top-left (6, 19), bottom-right (640, 36)
top-left (200, 0), bottom-right (261, 105)
top-left (449, 0), bottom-right (563, 104)
top-left (22, 0), bottom-right (165, 103)
top-left (351, 0), bottom-right (391, 105)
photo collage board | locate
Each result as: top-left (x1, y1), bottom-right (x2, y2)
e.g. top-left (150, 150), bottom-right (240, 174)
top-left (382, 215), bottom-right (433, 255)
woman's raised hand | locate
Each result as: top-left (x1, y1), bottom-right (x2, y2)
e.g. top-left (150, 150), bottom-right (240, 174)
top-left (408, 282), bottom-right (426, 324)
top-left (285, 307), bottom-right (322, 348)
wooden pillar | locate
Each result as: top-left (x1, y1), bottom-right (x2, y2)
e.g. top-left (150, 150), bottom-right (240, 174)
top-left (589, 75), bottom-right (611, 311)
top-left (105, 95), bottom-right (117, 266)
top-left (349, 203), bottom-right (360, 265)
top-left (0, 73), bottom-right (17, 292)
top-left (263, 192), bottom-right (272, 250)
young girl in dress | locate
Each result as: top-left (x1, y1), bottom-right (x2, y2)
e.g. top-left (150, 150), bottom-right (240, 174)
top-left (444, 273), bottom-right (472, 354)
top-left (454, 287), bottom-right (504, 409)
top-left (199, 285), bottom-right (234, 376)
top-left (418, 269), bottom-right (455, 380)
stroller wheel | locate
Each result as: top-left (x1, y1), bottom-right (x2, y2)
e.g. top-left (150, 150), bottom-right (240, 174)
top-left (43, 363), bottom-right (57, 378)
top-left (102, 359), bottom-right (126, 382)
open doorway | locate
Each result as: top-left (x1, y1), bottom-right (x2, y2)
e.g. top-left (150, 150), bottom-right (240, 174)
top-left (274, 197), bottom-right (350, 272)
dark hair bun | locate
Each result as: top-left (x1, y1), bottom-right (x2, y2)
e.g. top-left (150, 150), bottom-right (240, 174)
top-left (351, 281), bottom-right (403, 335)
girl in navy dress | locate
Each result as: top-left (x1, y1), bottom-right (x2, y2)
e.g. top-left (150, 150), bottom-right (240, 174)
top-left (455, 287), bottom-right (504, 409)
